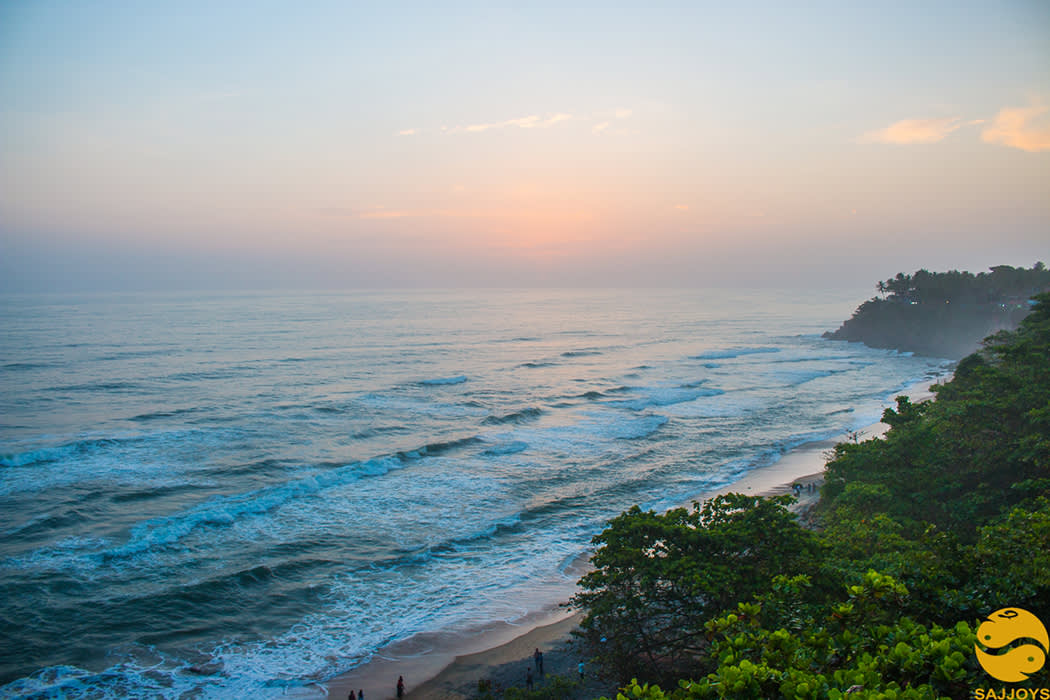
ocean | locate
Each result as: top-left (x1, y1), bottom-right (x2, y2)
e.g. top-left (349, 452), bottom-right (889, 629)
top-left (0, 289), bottom-right (952, 698)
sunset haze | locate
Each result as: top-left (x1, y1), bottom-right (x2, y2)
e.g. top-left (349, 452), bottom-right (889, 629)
top-left (1, 0), bottom-right (1047, 290)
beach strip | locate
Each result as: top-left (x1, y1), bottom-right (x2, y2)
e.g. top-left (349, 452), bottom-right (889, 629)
top-left (322, 379), bottom-right (943, 699)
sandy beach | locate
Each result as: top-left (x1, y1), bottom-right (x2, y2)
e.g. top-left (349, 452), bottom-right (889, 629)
top-left (323, 380), bottom-right (942, 699)
top-left (323, 474), bottom-right (828, 700)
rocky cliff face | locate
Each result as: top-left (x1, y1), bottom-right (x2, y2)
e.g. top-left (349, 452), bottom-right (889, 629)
top-left (824, 300), bottom-right (1032, 359)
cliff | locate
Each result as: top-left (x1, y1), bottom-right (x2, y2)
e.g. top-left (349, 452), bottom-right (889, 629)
top-left (824, 264), bottom-right (1049, 359)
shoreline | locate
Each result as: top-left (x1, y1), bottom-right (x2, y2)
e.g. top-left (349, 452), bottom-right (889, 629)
top-left (322, 378), bottom-right (944, 699)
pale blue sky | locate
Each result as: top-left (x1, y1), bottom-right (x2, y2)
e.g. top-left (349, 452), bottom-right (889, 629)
top-left (1, 1), bottom-right (1047, 291)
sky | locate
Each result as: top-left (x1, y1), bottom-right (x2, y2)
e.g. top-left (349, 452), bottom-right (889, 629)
top-left (1, 0), bottom-right (1048, 292)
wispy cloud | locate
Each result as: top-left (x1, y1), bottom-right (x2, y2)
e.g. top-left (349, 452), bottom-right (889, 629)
top-left (456, 113), bottom-right (574, 133)
top-left (542, 113), bottom-right (573, 127)
top-left (591, 107), bottom-right (634, 136)
top-left (859, 117), bottom-right (963, 144)
top-left (981, 103), bottom-right (1050, 152)
top-left (400, 107), bottom-right (635, 138)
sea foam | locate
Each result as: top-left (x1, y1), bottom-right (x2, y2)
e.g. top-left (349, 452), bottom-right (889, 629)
top-left (691, 347), bottom-right (780, 360)
top-left (0, 289), bottom-right (947, 694)
top-left (419, 375), bottom-right (468, 386)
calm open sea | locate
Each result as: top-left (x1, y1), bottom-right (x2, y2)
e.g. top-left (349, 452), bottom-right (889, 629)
top-left (0, 289), bottom-right (951, 698)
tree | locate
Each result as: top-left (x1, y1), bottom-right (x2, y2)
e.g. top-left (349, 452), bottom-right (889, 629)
top-left (585, 293), bottom-right (1050, 699)
top-left (607, 573), bottom-right (983, 700)
top-left (571, 494), bottom-right (817, 686)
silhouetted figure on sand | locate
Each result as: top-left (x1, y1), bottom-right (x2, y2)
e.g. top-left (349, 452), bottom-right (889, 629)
top-left (534, 647), bottom-right (544, 675)
top-left (525, 667), bottom-right (533, 690)
top-left (397, 675), bottom-right (405, 698)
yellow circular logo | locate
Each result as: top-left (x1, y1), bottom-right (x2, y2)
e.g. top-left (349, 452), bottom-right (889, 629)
top-left (975, 608), bottom-right (1049, 683)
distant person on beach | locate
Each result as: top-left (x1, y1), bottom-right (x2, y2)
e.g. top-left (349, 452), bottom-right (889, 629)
top-left (534, 647), bottom-right (544, 674)
top-left (397, 675), bottom-right (405, 698)
top-left (348, 692), bottom-right (355, 700)
top-left (526, 667), bottom-right (533, 690)
top-left (578, 660), bottom-right (585, 679)
top-left (358, 690), bottom-right (364, 699)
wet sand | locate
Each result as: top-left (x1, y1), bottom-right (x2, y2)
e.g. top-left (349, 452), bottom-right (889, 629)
top-left (401, 613), bottom-right (596, 700)
top-left (321, 458), bottom-right (838, 699)
top-left (323, 380), bottom-right (942, 699)
top-left (390, 468), bottom-right (832, 700)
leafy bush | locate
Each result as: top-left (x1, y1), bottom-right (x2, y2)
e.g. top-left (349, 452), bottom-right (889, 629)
top-left (576, 294), bottom-right (1050, 698)
top-left (571, 494), bottom-right (817, 685)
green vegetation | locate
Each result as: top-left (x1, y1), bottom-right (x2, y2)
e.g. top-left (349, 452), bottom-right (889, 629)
top-left (874, 265), bottom-right (1049, 304)
top-left (571, 294), bottom-right (1050, 699)
top-left (571, 494), bottom-right (818, 686)
top-left (824, 263), bottom-right (1050, 358)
